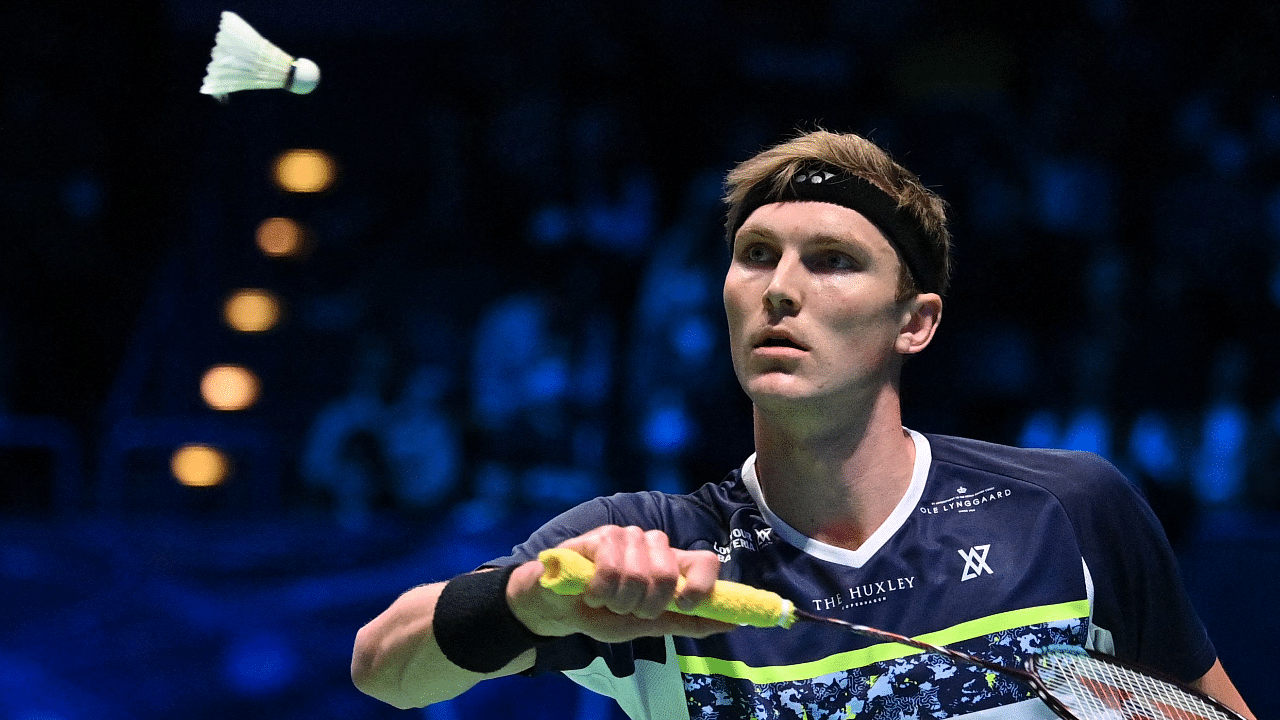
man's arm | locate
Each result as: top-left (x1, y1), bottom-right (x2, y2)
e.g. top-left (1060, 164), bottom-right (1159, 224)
top-left (350, 577), bottom-right (537, 709)
top-left (1192, 659), bottom-right (1255, 719)
top-left (351, 526), bottom-right (734, 709)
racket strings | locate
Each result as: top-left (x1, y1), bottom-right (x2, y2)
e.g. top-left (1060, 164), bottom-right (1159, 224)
top-left (1033, 651), bottom-right (1234, 720)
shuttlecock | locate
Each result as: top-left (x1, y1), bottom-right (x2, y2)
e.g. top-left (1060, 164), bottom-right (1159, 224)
top-left (200, 11), bottom-right (319, 101)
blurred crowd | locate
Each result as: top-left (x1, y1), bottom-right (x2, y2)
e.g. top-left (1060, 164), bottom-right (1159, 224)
top-left (287, 3), bottom-right (1280, 536)
top-left (1, 1), bottom-right (1278, 533)
top-left (1, 4), bottom-right (1277, 719)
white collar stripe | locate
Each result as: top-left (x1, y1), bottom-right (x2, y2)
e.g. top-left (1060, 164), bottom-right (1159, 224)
top-left (741, 429), bottom-right (932, 568)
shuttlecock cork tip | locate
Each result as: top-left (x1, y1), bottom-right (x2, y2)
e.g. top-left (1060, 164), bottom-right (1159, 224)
top-left (287, 58), bottom-right (320, 95)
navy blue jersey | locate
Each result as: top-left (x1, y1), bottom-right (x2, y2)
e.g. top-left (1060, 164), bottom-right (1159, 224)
top-left (485, 431), bottom-right (1216, 719)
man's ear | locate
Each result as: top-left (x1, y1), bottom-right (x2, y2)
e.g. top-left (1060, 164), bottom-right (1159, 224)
top-left (895, 293), bottom-right (942, 355)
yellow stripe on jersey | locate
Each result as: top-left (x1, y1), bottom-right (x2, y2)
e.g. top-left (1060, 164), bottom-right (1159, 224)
top-left (676, 599), bottom-right (1090, 685)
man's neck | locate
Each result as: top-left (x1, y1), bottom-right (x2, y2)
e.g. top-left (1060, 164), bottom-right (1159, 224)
top-left (751, 392), bottom-right (917, 551)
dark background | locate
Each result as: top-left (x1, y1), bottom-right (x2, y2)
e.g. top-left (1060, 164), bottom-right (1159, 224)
top-left (1, 1), bottom-right (1277, 718)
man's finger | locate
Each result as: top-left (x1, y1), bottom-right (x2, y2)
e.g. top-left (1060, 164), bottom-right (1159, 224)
top-left (674, 550), bottom-right (721, 611)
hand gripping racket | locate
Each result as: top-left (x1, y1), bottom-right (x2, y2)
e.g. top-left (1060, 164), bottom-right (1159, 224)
top-left (538, 548), bottom-right (1245, 720)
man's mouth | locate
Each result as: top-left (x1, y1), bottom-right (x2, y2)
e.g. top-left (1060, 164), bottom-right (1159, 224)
top-left (754, 333), bottom-right (808, 351)
top-left (759, 338), bottom-right (803, 349)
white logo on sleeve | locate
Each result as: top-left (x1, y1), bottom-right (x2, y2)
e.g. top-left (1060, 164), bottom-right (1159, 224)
top-left (958, 544), bottom-right (994, 581)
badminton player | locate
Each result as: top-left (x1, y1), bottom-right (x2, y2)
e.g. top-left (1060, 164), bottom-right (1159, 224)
top-left (352, 129), bottom-right (1255, 719)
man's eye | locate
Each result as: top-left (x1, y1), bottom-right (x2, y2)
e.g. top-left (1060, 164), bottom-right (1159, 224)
top-left (820, 252), bottom-right (855, 270)
top-left (743, 245), bottom-right (772, 263)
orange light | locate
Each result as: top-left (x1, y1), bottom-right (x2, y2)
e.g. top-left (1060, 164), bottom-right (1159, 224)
top-left (224, 289), bottom-right (282, 333)
top-left (273, 149), bottom-right (336, 193)
top-left (171, 444), bottom-right (230, 487)
top-left (201, 364), bottom-right (261, 411)
top-left (255, 217), bottom-right (304, 257)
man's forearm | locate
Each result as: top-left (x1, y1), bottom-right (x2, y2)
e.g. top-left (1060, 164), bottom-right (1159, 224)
top-left (351, 579), bottom-right (535, 709)
top-left (351, 531), bottom-right (735, 709)
top-left (1193, 659), bottom-right (1255, 720)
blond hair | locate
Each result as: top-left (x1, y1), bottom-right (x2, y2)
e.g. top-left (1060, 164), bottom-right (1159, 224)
top-left (724, 129), bottom-right (952, 298)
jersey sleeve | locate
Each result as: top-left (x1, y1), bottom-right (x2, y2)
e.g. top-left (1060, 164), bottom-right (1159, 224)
top-left (1056, 452), bottom-right (1217, 682)
top-left (484, 496), bottom-right (622, 567)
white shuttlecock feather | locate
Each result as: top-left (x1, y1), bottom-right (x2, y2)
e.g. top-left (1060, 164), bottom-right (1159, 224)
top-left (200, 11), bottom-right (319, 101)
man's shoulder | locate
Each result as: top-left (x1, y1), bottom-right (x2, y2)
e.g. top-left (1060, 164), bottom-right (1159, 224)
top-left (503, 472), bottom-right (753, 558)
top-left (591, 472), bottom-right (755, 527)
top-left (923, 432), bottom-right (1127, 494)
top-left (923, 433), bottom-right (1157, 551)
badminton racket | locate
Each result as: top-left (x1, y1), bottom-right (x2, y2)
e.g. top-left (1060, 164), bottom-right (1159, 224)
top-left (538, 548), bottom-right (1245, 720)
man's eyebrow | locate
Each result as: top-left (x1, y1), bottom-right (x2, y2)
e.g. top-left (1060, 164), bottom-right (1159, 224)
top-left (734, 223), bottom-right (778, 242)
top-left (734, 220), bottom-right (880, 258)
top-left (740, 226), bottom-right (867, 249)
top-left (808, 233), bottom-right (861, 247)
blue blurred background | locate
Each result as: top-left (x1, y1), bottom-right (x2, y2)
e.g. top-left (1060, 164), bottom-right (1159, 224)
top-left (1, 0), bottom-right (1277, 718)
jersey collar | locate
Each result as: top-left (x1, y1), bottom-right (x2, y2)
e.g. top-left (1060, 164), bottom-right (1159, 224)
top-left (740, 428), bottom-right (932, 568)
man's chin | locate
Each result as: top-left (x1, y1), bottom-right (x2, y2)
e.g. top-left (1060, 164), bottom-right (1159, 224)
top-left (745, 374), bottom-right (816, 404)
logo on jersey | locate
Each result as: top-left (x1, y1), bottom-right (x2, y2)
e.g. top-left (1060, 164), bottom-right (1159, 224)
top-left (959, 544), bottom-right (994, 581)
top-left (809, 574), bottom-right (918, 612)
top-left (919, 486), bottom-right (1012, 515)
top-left (713, 527), bottom-right (775, 562)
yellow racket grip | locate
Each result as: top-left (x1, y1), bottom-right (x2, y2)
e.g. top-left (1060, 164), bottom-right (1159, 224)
top-left (537, 548), bottom-right (797, 629)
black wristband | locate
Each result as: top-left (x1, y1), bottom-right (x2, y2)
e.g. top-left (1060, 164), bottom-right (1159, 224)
top-left (433, 564), bottom-right (553, 673)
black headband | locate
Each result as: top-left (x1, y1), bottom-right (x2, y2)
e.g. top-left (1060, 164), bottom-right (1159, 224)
top-left (728, 165), bottom-right (940, 295)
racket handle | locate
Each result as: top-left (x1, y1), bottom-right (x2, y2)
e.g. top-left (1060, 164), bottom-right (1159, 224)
top-left (537, 548), bottom-right (797, 629)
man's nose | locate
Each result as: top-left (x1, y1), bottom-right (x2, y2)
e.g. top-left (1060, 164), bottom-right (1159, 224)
top-left (763, 255), bottom-right (802, 315)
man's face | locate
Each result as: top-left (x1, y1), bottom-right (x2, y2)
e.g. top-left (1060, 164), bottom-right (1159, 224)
top-left (723, 200), bottom-right (917, 410)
